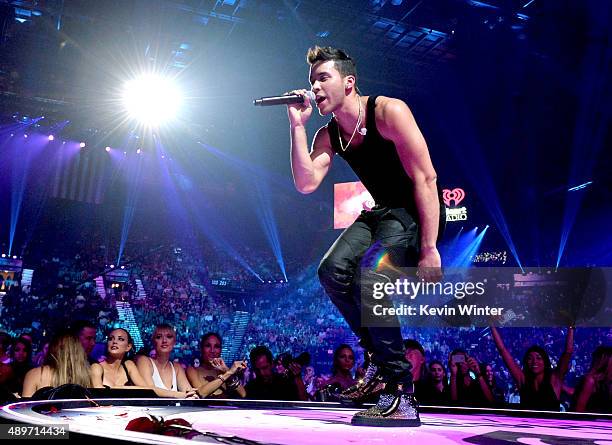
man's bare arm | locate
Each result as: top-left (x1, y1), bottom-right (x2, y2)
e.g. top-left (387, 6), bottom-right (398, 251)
top-left (378, 97), bottom-right (441, 269)
top-left (290, 125), bottom-right (334, 194)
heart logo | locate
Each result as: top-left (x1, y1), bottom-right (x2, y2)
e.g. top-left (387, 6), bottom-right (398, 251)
top-left (442, 188), bottom-right (465, 207)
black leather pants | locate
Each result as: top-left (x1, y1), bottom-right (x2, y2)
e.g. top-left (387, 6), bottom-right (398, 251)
top-left (317, 206), bottom-right (419, 380)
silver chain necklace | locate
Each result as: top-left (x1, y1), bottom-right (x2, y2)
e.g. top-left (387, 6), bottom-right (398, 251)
top-left (336, 96), bottom-right (363, 152)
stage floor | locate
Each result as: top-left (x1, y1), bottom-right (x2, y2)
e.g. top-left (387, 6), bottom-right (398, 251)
top-left (2, 398), bottom-right (611, 444)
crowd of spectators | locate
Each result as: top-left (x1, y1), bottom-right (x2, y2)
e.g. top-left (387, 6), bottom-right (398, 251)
top-left (0, 239), bottom-right (609, 413)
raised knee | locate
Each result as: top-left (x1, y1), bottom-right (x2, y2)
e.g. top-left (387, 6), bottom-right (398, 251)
top-left (317, 257), bottom-right (334, 284)
top-left (318, 256), bottom-right (354, 290)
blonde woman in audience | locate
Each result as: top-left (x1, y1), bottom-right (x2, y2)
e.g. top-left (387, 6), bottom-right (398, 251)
top-left (135, 324), bottom-right (198, 398)
top-left (22, 332), bottom-right (91, 397)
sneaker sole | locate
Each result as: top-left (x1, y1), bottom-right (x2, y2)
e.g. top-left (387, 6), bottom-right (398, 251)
top-left (351, 416), bottom-right (421, 427)
top-left (338, 399), bottom-right (362, 408)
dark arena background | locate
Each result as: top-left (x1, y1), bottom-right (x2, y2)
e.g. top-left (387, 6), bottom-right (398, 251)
top-left (0, 1), bottom-right (610, 443)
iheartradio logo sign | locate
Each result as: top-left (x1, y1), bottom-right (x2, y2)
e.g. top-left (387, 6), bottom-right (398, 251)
top-left (442, 188), bottom-right (468, 222)
top-left (442, 188), bottom-right (466, 207)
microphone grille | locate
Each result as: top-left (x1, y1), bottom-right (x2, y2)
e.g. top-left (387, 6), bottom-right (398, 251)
top-left (304, 91), bottom-right (316, 102)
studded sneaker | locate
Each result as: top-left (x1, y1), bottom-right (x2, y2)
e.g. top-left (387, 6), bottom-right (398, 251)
top-left (337, 362), bottom-right (386, 407)
top-left (351, 390), bottom-right (420, 427)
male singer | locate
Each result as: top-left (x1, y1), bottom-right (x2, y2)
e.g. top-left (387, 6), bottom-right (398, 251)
top-left (286, 46), bottom-right (443, 427)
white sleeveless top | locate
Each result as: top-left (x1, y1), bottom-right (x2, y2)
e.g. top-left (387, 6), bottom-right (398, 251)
top-left (149, 358), bottom-right (177, 391)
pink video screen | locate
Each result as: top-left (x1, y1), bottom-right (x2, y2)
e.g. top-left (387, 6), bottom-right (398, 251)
top-left (333, 181), bottom-right (374, 229)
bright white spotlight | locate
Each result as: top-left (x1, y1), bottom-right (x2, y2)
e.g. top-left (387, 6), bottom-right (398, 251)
top-left (105, 146), bottom-right (111, 152)
top-left (48, 135), bottom-right (55, 141)
top-left (79, 142), bottom-right (86, 148)
top-left (122, 74), bottom-right (183, 126)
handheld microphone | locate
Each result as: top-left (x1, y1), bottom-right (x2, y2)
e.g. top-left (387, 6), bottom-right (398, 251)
top-left (253, 91), bottom-right (315, 106)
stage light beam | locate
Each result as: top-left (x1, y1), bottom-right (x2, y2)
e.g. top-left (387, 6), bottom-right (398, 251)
top-left (121, 74), bottom-right (183, 126)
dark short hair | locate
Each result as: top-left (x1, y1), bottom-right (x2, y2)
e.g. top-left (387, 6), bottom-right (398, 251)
top-left (306, 46), bottom-right (357, 79)
top-left (107, 327), bottom-right (134, 346)
top-left (70, 320), bottom-right (97, 335)
top-left (250, 345), bottom-right (273, 366)
top-left (200, 332), bottom-right (222, 349)
top-left (429, 359), bottom-right (445, 371)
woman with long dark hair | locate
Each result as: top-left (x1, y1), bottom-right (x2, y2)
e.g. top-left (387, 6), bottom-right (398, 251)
top-left (448, 349), bottom-right (494, 407)
top-left (491, 326), bottom-right (574, 411)
top-left (324, 344), bottom-right (356, 391)
top-left (90, 328), bottom-right (146, 388)
top-left (186, 332), bottom-right (247, 398)
top-left (8, 336), bottom-right (33, 395)
top-left (573, 345), bottom-right (611, 413)
top-left (479, 362), bottom-right (505, 407)
top-left (423, 360), bottom-right (450, 404)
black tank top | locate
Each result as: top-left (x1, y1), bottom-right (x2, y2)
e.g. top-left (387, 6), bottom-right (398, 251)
top-left (520, 379), bottom-right (560, 411)
top-left (328, 96), bottom-right (418, 215)
top-left (101, 361), bottom-right (135, 387)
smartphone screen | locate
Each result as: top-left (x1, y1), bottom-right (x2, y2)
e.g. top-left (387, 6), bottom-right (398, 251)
top-left (452, 354), bottom-right (465, 364)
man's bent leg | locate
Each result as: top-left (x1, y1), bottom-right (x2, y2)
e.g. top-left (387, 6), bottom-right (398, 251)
top-left (364, 212), bottom-right (419, 381)
top-left (317, 217), bottom-right (372, 347)
top-left (352, 212), bottom-right (421, 427)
